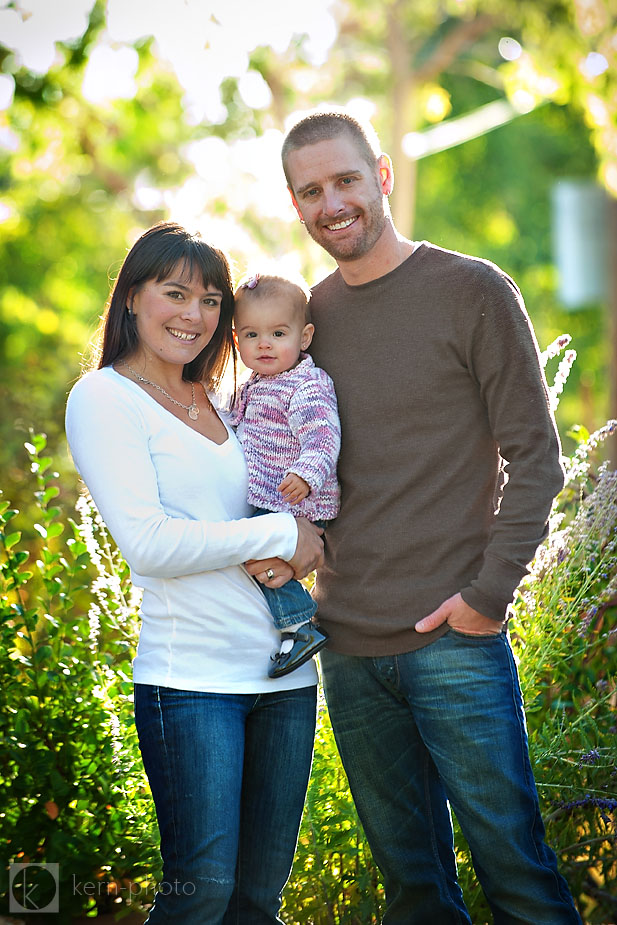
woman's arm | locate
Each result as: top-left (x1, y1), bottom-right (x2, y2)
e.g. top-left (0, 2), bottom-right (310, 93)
top-left (65, 372), bottom-right (299, 577)
top-left (246, 519), bottom-right (325, 586)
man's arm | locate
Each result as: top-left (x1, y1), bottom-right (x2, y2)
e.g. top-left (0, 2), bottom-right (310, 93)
top-left (419, 265), bottom-right (564, 632)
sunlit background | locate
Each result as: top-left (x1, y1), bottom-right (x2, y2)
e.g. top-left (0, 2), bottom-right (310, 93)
top-left (1, 0), bottom-right (343, 270)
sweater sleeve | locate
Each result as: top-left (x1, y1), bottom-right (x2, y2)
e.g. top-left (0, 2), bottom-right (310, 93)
top-left (65, 373), bottom-right (298, 578)
top-left (286, 374), bottom-right (341, 493)
top-left (228, 378), bottom-right (250, 428)
top-left (459, 268), bottom-right (564, 620)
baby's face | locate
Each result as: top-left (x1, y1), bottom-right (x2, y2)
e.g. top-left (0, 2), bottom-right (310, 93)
top-left (233, 295), bottom-right (314, 377)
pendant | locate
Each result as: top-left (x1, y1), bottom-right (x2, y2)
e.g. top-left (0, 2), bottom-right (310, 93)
top-left (188, 405), bottom-right (199, 421)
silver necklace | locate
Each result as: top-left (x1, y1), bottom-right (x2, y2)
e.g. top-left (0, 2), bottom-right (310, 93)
top-left (123, 363), bottom-right (202, 421)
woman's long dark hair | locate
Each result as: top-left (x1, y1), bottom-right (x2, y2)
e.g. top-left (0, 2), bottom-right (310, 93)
top-left (92, 222), bottom-right (236, 392)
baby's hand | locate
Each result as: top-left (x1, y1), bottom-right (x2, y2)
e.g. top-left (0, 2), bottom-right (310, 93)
top-left (278, 473), bottom-right (310, 505)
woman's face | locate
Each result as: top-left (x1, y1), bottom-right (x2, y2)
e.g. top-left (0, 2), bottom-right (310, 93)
top-left (128, 265), bottom-right (223, 373)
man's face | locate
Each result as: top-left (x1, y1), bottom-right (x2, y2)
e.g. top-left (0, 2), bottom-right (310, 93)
top-left (286, 134), bottom-right (389, 263)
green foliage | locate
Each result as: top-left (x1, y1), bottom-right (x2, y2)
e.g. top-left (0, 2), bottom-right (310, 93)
top-left (0, 3), bottom-right (192, 529)
top-left (283, 694), bottom-right (385, 924)
top-left (511, 426), bottom-right (617, 924)
top-left (0, 434), bottom-right (158, 918)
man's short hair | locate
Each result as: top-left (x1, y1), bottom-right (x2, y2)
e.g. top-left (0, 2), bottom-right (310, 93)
top-left (282, 110), bottom-right (381, 188)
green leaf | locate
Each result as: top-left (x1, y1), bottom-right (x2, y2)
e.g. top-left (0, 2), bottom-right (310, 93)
top-left (566, 424), bottom-right (590, 444)
top-left (67, 539), bottom-right (88, 557)
top-left (33, 644), bottom-right (53, 665)
top-left (15, 709), bottom-right (29, 736)
top-left (0, 508), bottom-right (18, 524)
top-left (43, 486), bottom-right (60, 504)
top-left (3, 531), bottom-right (21, 549)
top-left (37, 455), bottom-right (52, 473)
top-left (32, 434), bottom-right (48, 452)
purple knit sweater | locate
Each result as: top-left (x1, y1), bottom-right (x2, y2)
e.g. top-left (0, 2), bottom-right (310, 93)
top-left (232, 354), bottom-right (341, 521)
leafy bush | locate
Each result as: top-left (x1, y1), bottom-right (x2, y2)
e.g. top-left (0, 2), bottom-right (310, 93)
top-left (513, 428), bottom-right (617, 924)
top-left (0, 434), bottom-right (159, 918)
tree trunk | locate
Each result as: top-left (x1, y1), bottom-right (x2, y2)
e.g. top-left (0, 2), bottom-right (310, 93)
top-left (386, 2), bottom-right (417, 238)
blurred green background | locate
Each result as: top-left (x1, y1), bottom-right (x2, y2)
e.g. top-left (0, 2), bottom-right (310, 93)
top-left (1, 0), bottom-right (616, 516)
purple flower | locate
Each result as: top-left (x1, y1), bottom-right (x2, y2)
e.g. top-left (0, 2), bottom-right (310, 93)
top-left (554, 794), bottom-right (617, 832)
top-left (578, 748), bottom-right (601, 766)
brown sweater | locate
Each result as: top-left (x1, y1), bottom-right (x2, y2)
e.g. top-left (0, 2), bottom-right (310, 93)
top-left (308, 242), bottom-right (564, 656)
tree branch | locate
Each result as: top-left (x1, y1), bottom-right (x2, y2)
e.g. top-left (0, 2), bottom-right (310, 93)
top-left (415, 14), bottom-right (497, 84)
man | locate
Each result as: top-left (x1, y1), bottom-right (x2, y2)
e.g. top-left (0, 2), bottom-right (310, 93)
top-left (281, 111), bottom-right (582, 924)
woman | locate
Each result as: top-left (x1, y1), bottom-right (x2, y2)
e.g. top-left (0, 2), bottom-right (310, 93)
top-left (65, 222), bottom-right (323, 924)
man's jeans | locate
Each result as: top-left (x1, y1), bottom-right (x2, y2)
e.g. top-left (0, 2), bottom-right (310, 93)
top-left (134, 683), bottom-right (317, 924)
top-left (321, 631), bottom-right (582, 925)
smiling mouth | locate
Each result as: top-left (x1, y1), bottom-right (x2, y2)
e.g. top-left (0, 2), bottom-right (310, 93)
top-left (326, 216), bottom-right (358, 231)
top-left (168, 327), bottom-right (199, 342)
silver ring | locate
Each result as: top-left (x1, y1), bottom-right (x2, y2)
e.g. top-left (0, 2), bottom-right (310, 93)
top-left (266, 568), bottom-right (275, 580)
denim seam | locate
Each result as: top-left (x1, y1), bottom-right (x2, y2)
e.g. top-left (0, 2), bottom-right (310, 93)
top-left (504, 639), bottom-right (570, 897)
top-left (405, 653), bottom-right (467, 925)
top-left (421, 749), bottom-right (468, 924)
top-left (392, 655), bottom-right (401, 689)
top-left (154, 687), bottom-right (180, 880)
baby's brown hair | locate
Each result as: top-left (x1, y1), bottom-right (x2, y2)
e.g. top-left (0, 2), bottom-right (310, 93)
top-left (234, 273), bottom-right (311, 324)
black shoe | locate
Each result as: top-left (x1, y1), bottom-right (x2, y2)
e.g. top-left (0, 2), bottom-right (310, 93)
top-left (268, 623), bottom-right (329, 678)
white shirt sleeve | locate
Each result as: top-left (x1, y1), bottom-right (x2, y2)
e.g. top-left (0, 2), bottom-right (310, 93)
top-left (65, 370), bottom-right (298, 578)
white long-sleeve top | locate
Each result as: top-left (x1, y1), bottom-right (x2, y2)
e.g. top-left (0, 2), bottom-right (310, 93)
top-left (65, 366), bottom-right (318, 693)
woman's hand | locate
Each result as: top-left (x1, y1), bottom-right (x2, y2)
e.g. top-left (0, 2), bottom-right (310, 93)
top-left (245, 519), bottom-right (323, 585)
top-left (245, 557), bottom-right (294, 588)
top-left (288, 518), bottom-right (324, 579)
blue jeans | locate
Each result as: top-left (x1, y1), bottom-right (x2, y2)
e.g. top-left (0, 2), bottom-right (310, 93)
top-left (321, 631), bottom-right (582, 925)
top-left (134, 683), bottom-right (317, 924)
top-left (254, 510), bottom-right (325, 630)
top-left (261, 576), bottom-right (317, 630)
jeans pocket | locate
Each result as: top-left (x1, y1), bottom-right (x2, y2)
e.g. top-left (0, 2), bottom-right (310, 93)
top-left (447, 627), bottom-right (504, 643)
